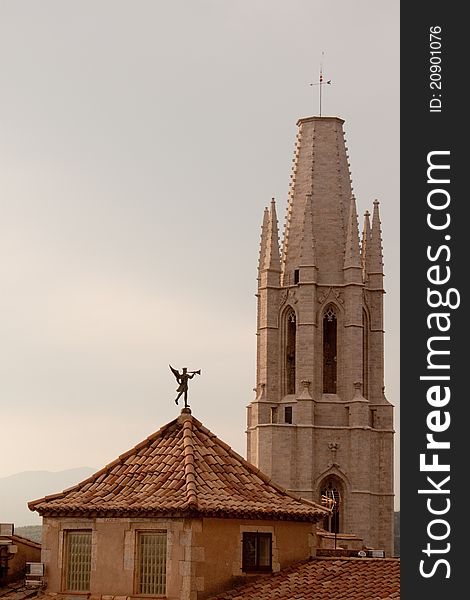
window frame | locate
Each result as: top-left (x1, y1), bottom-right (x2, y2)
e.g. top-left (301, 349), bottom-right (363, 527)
top-left (320, 479), bottom-right (343, 533)
top-left (284, 307), bottom-right (297, 395)
top-left (63, 529), bottom-right (92, 593)
top-left (134, 530), bottom-right (167, 597)
top-left (242, 532), bottom-right (272, 573)
top-left (284, 406), bottom-right (293, 424)
top-left (322, 305), bottom-right (338, 393)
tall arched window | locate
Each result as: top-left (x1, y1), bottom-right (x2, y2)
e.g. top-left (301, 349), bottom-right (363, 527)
top-left (285, 308), bottom-right (296, 395)
top-left (323, 306), bottom-right (337, 393)
top-left (362, 309), bottom-right (369, 399)
top-left (320, 478), bottom-right (343, 533)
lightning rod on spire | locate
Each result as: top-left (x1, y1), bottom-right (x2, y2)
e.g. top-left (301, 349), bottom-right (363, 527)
top-left (309, 52), bottom-right (332, 116)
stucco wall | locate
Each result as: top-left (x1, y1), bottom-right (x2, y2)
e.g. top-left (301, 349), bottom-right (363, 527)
top-left (41, 516), bottom-right (316, 600)
top-left (42, 516), bottom-right (187, 599)
top-left (195, 518), bottom-right (316, 600)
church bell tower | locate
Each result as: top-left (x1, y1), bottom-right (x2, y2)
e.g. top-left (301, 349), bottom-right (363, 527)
top-left (247, 116), bottom-right (394, 556)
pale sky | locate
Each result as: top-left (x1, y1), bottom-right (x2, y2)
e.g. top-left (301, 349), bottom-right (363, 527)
top-left (0, 1), bottom-right (399, 505)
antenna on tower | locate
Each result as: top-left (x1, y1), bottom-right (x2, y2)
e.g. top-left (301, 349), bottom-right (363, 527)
top-left (309, 52), bottom-right (332, 116)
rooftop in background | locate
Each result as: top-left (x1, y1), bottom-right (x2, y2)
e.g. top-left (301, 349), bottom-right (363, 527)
top-left (29, 409), bottom-right (328, 522)
top-left (208, 557), bottom-right (400, 600)
top-left (0, 580), bottom-right (41, 600)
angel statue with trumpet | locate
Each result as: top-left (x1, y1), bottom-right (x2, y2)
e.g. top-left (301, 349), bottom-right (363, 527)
top-left (169, 365), bottom-right (201, 408)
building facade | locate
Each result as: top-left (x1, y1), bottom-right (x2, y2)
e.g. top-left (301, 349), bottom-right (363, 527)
top-left (247, 116), bottom-right (394, 555)
top-left (30, 409), bottom-right (328, 600)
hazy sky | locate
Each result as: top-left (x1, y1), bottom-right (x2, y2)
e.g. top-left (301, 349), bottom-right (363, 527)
top-left (0, 1), bottom-right (399, 505)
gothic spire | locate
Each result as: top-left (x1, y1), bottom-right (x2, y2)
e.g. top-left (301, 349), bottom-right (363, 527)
top-left (281, 117), bottom-right (353, 284)
top-left (343, 195), bottom-right (361, 270)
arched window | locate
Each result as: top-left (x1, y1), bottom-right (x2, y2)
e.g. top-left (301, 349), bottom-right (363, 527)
top-left (285, 308), bottom-right (296, 395)
top-left (362, 309), bottom-right (369, 399)
top-left (323, 306), bottom-right (337, 393)
top-left (320, 478), bottom-right (343, 533)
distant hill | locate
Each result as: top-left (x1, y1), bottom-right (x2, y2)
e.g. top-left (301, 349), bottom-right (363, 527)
top-left (0, 467), bottom-right (95, 527)
top-left (14, 525), bottom-right (43, 543)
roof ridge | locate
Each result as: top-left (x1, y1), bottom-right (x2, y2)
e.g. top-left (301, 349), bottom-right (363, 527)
top-left (28, 417), bottom-right (180, 511)
top-left (182, 416), bottom-right (198, 508)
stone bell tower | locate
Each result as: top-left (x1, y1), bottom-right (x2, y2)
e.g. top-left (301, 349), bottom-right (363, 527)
top-left (247, 116), bottom-right (394, 556)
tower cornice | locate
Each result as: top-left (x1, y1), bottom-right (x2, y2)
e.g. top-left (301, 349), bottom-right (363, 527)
top-left (296, 115), bottom-right (345, 126)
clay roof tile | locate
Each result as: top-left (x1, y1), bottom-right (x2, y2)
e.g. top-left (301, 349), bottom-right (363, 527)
top-left (28, 410), bottom-right (328, 522)
top-left (208, 558), bottom-right (400, 600)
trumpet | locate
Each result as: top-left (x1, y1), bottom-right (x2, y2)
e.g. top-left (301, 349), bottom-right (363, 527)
top-left (189, 369), bottom-right (201, 375)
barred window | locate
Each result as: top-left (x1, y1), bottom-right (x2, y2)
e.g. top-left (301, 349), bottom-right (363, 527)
top-left (242, 532), bottom-right (272, 572)
top-left (136, 531), bottom-right (167, 595)
top-left (64, 530), bottom-right (92, 592)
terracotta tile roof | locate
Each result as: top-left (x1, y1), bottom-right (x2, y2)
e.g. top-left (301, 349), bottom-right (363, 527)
top-left (208, 557), bottom-right (400, 600)
top-left (29, 410), bottom-right (328, 522)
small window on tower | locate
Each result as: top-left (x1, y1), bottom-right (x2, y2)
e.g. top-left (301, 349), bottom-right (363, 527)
top-left (294, 269), bottom-right (299, 284)
top-left (270, 407), bottom-right (278, 423)
top-left (284, 406), bottom-right (293, 424)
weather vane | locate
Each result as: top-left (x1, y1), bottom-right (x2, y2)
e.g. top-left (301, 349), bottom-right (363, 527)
top-left (169, 365), bottom-right (201, 409)
top-left (309, 52), bottom-right (332, 117)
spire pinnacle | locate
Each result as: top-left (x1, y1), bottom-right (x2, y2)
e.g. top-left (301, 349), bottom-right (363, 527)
top-left (343, 196), bottom-right (361, 270)
top-left (264, 198), bottom-right (281, 272)
top-left (361, 210), bottom-right (372, 281)
top-left (369, 199), bottom-right (384, 275)
top-left (258, 206), bottom-right (270, 275)
top-left (258, 198), bottom-right (281, 285)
